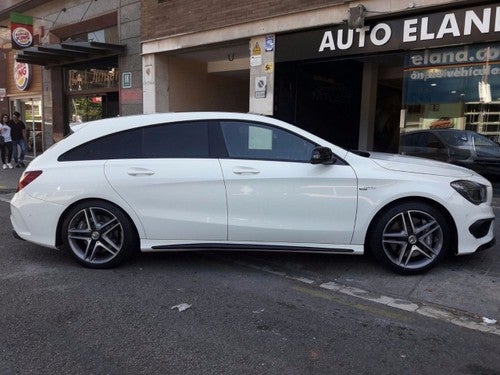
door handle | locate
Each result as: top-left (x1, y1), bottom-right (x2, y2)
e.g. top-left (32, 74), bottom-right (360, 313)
top-left (127, 167), bottom-right (155, 176)
top-left (232, 167), bottom-right (260, 175)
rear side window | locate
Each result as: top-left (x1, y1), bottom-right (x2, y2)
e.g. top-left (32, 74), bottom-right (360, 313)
top-left (59, 128), bottom-right (141, 161)
top-left (400, 133), bottom-right (420, 147)
top-left (59, 121), bottom-right (210, 161)
top-left (420, 133), bottom-right (444, 149)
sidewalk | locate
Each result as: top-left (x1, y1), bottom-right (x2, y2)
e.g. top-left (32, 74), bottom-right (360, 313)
top-left (0, 154), bottom-right (34, 193)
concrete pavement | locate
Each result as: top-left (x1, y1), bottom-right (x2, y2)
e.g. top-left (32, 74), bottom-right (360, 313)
top-left (0, 154), bottom-right (34, 193)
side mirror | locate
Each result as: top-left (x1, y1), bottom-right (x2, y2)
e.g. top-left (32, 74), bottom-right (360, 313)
top-left (311, 146), bottom-right (336, 165)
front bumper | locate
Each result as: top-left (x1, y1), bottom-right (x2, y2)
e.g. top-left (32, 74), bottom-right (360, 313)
top-left (469, 218), bottom-right (495, 239)
top-left (475, 237), bottom-right (495, 252)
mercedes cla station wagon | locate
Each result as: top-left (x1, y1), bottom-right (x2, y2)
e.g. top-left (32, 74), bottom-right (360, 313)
top-left (11, 112), bottom-right (495, 274)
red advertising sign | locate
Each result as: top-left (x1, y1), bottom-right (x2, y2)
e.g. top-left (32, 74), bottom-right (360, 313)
top-left (14, 61), bottom-right (32, 91)
top-left (10, 12), bottom-right (33, 50)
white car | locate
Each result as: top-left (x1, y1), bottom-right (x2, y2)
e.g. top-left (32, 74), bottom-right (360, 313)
top-left (10, 112), bottom-right (495, 274)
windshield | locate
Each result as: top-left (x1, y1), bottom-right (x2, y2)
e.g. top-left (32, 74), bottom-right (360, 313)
top-left (472, 133), bottom-right (500, 157)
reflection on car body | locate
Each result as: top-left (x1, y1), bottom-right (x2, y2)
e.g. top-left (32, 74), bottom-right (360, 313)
top-left (10, 112), bottom-right (495, 275)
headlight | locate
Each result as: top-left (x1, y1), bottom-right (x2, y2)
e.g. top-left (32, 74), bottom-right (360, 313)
top-left (451, 180), bottom-right (487, 205)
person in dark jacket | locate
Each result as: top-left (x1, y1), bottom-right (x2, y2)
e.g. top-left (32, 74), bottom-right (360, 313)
top-left (9, 111), bottom-right (27, 168)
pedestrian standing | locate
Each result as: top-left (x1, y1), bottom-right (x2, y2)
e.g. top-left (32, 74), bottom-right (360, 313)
top-left (0, 114), bottom-right (14, 169)
top-left (9, 111), bottom-right (27, 168)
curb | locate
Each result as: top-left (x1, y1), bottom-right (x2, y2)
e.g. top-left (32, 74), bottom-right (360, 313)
top-left (0, 189), bottom-right (16, 194)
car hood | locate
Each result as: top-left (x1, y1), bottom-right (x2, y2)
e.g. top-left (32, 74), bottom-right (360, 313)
top-left (366, 152), bottom-right (474, 178)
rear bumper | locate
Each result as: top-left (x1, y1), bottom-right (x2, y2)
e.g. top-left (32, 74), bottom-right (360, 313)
top-left (12, 230), bottom-right (25, 241)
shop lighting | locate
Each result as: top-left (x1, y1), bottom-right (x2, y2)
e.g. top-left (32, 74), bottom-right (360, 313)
top-left (431, 83), bottom-right (437, 86)
top-left (348, 5), bottom-right (366, 29)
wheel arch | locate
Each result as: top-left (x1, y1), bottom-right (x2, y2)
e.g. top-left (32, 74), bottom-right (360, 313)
top-left (364, 196), bottom-right (458, 255)
top-left (55, 198), bottom-right (141, 249)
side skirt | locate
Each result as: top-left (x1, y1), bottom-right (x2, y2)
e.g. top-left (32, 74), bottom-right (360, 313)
top-left (149, 243), bottom-right (355, 254)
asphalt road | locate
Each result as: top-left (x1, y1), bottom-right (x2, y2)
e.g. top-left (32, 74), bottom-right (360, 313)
top-left (0, 198), bottom-right (499, 374)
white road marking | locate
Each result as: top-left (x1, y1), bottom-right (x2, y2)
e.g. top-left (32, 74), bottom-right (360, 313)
top-left (236, 260), bottom-right (500, 336)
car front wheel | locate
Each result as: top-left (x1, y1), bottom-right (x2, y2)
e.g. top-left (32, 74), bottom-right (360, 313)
top-left (369, 201), bottom-right (451, 274)
top-left (61, 200), bottom-right (138, 268)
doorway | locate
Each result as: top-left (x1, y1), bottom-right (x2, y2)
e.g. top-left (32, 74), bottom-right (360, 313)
top-left (275, 60), bottom-right (363, 150)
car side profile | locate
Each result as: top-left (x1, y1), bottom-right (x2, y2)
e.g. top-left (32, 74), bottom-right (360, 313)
top-left (10, 112), bottom-right (495, 274)
top-left (400, 129), bottom-right (500, 180)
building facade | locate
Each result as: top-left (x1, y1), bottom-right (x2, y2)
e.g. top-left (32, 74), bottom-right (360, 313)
top-left (141, 0), bottom-right (500, 152)
top-left (0, 0), bottom-right (142, 151)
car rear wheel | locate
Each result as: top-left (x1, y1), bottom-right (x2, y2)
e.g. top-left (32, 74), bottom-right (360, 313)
top-left (369, 201), bottom-right (451, 274)
top-left (61, 200), bottom-right (138, 268)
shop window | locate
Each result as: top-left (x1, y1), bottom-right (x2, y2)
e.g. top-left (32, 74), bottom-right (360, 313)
top-left (402, 43), bottom-right (500, 141)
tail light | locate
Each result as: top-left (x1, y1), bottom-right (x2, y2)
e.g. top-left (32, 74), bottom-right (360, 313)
top-left (17, 170), bottom-right (43, 192)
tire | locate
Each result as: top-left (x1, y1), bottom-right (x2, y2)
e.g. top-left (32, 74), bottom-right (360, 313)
top-left (368, 201), bottom-right (451, 275)
top-left (61, 200), bottom-right (138, 268)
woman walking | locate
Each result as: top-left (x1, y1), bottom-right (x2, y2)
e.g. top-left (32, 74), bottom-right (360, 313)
top-left (0, 113), bottom-right (14, 169)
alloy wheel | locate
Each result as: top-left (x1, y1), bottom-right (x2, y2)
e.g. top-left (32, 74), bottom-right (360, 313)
top-left (381, 209), bottom-right (444, 271)
top-left (67, 206), bottom-right (125, 265)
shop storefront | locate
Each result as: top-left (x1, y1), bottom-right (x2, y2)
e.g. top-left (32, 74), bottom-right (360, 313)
top-left (15, 18), bottom-right (125, 141)
top-left (65, 57), bottom-right (120, 129)
top-left (274, 2), bottom-right (500, 151)
top-left (1, 1), bottom-right (141, 150)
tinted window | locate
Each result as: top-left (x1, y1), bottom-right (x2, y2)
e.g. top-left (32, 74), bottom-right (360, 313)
top-left (440, 131), bottom-right (471, 146)
top-left (59, 128), bottom-right (141, 161)
top-left (401, 133), bottom-right (420, 147)
top-left (59, 121), bottom-right (210, 161)
top-left (421, 133), bottom-right (444, 148)
top-left (142, 121), bottom-right (209, 158)
top-left (220, 121), bottom-right (316, 162)
top-left (472, 133), bottom-right (500, 158)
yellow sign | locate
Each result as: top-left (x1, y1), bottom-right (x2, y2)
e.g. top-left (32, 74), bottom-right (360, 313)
top-left (252, 42), bottom-right (261, 56)
top-left (265, 63), bottom-right (274, 73)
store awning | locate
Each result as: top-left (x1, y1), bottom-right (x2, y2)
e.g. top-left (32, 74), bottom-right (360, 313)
top-left (15, 41), bottom-right (126, 67)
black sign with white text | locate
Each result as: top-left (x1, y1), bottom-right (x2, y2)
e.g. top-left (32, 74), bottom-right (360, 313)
top-left (276, 4), bottom-right (500, 62)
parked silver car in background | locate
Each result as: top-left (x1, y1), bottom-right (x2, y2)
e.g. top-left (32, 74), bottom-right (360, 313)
top-left (400, 129), bottom-right (500, 180)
